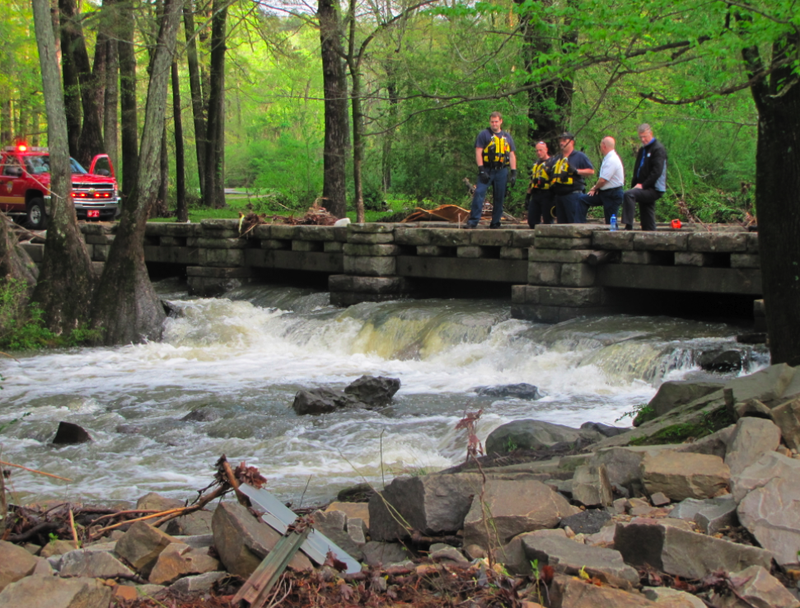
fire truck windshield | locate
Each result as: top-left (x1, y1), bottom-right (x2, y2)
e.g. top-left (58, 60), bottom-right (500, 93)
top-left (23, 155), bottom-right (88, 175)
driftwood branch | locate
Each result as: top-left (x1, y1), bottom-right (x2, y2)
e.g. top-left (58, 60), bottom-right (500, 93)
top-left (0, 460), bottom-right (72, 482)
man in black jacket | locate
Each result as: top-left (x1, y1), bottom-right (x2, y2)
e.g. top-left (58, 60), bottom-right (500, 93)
top-left (622, 124), bottom-right (667, 230)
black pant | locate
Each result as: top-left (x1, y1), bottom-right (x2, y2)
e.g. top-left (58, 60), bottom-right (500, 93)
top-left (578, 187), bottom-right (623, 224)
top-left (527, 190), bottom-right (554, 228)
top-left (622, 188), bottom-right (663, 230)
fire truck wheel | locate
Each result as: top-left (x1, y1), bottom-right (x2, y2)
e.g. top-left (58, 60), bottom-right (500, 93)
top-left (26, 197), bottom-right (48, 230)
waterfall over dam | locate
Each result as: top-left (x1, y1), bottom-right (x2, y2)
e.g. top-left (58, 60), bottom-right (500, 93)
top-left (0, 280), bottom-right (767, 506)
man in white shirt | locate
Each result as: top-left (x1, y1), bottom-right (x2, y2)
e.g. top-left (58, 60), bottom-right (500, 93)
top-left (579, 136), bottom-right (624, 224)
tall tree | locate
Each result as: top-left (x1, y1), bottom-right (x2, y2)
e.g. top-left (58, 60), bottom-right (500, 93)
top-left (318, 0), bottom-right (348, 218)
top-left (742, 30), bottom-right (800, 365)
top-left (172, 60), bottom-right (188, 221)
top-left (31, 0), bottom-right (96, 334)
top-left (341, 0), bottom-right (436, 222)
top-left (203, 0), bottom-right (228, 208)
top-left (517, 0), bottom-right (573, 144)
top-left (183, 0), bottom-right (207, 201)
top-left (118, 0), bottom-right (139, 199)
top-left (58, 0), bottom-right (105, 166)
top-left (90, 0), bottom-right (183, 344)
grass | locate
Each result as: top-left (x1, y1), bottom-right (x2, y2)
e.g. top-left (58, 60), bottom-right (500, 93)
top-left (149, 193), bottom-right (444, 224)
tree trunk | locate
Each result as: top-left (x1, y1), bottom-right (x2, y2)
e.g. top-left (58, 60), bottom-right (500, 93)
top-left (151, 125), bottom-right (170, 218)
top-left (318, 0), bottom-right (348, 218)
top-left (203, 0), bottom-right (227, 209)
top-left (183, 0), bottom-right (206, 201)
top-left (172, 61), bottom-right (188, 222)
top-left (58, 0), bottom-right (105, 166)
top-left (90, 0), bottom-right (182, 345)
top-left (0, 214), bottom-right (38, 288)
top-left (750, 68), bottom-right (800, 366)
top-left (104, 32), bottom-right (119, 170)
top-left (381, 66), bottom-right (398, 192)
top-left (31, 0), bottom-right (96, 333)
top-left (58, 0), bottom-right (81, 158)
top-left (518, 0), bottom-right (573, 145)
top-left (1, 101), bottom-right (12, 144)
top-left (118, 0), bottom-right (139, 200)
top-left (351, 78), bottom-right (365, 223)
top-left (347, 0), bottom-right (364, 223)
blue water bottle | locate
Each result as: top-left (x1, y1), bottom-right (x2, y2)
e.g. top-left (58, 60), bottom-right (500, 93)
top-left (610, 214), bottom-right (617, 231)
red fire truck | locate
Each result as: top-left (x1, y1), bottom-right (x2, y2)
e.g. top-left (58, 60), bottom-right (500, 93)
top-left (0, 143), bottom-right (120, 229)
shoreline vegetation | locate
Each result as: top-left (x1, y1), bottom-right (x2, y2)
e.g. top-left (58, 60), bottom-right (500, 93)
top-left (2, 364), bottom-right (800, 607)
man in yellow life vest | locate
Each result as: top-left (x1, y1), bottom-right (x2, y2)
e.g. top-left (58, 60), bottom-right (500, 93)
top-left (466, 112), bottom-right (518, 229)
top-left (526, 141), bottom-right (556, 228)
top-left (551, 132), bottom-right (595, 223)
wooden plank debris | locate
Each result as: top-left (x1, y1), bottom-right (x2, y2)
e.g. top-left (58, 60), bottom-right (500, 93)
top-left (240, 483), bottom-right (362, 574)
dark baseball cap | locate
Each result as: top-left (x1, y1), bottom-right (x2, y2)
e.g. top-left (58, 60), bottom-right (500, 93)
top-left (557, 132), bottom-right (575, 140)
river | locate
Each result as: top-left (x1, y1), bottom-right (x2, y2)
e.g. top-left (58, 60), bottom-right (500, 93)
top-left (0, 280), bottom-right (767, 507)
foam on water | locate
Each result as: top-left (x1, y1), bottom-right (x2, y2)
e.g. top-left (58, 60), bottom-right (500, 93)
top-left (0, 283), bottom-right (768, 505)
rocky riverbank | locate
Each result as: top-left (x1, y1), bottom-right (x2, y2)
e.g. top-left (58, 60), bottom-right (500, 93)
top-left (2, 363), bottom-right (800, 607)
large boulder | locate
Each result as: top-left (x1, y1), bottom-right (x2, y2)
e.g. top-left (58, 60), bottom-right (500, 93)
top-left (648, 380), bottom-right (726, 417)
top-left (58, 549), bottom-right (135, 579)
top-left (368, 473), bottom-right (480, 541)
top-left (550, 574), bottom-right (659, 608)
top-left (485, 420), bottom-right (597, 455)
top-left (731, 451), bottom-right (800, 502)
top-left (0, 576), bottom-right (112, 608)
top-left (310, 509), bottom-right (364, 561)
top-left (669, 495), bottom-right (738, 536)
top-left (343, 375), bottom-right (400, 408)
top-left (148, 542), bottom-right (220, 585)
top-left (737, 471), bottom-right (800, 565)
top-left (710, 565), bottom-right (800, 608)
top-left (115, 521), bottom-right (176, 574)
top-left (571, 464), bottom-right (613, 507)
top-left (361, 541), bottom-right (412, 567)
top-left (520, 533), bottom-right (639, 588)
top-left (641, 450), bottom-right (730, 501)
top-left (770, 396), bottom-right (800, 450)
top-left (590, 446), bottom-right (667, 494)
top-left (614, 519), bottom-right (773, 580)
top-left (0, 539), bottom-right (39, 591)
top-left (211, 501), bottom-right (312, 577)
top-left (723, 417), bottom-right (781, 476)
top-left (726, 363), bottom-right (797, 405)
top-left (462, 479), bottom-right (578, 549)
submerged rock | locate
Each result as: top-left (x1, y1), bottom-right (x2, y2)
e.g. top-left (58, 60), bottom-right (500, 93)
top-left (474, 383), bottom-right (543, 400)
top-left (344, 375), bottom-right (400, 408)
top-left (52, 421), bottom-right (92, 445)
top-left (697, 348), bottom-right (744, 373)
top-left (293, 376), bottom-right (401, 415)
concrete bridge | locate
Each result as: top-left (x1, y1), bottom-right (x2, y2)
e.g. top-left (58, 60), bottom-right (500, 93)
top-left (23, 220), bottom-right (763, 324)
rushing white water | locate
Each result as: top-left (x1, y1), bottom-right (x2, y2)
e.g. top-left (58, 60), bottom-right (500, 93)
top-left (0, 280), bottom-right (768, 507)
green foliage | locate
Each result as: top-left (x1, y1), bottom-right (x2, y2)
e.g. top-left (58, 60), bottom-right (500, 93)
top-left (0, 278), bottom-right (100, 351)
top-left (628, 407), bottom-right (734, 446)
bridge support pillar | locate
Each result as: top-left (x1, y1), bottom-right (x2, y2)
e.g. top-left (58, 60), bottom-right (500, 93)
top-left (512, 225), bottom-right (611, 323)
top-left (329, 224), bottom-right (411, 306)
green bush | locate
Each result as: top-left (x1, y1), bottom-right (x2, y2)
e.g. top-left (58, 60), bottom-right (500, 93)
top-left (0, 278), bottom-right (99, 351)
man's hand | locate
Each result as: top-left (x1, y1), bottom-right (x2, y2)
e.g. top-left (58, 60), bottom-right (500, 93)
top-left (508, 169), bottom-right (517, 188)
top-left (479, 167), bottom-right (490, 184)
top-left (634, 183), bottom-right (643, 189)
